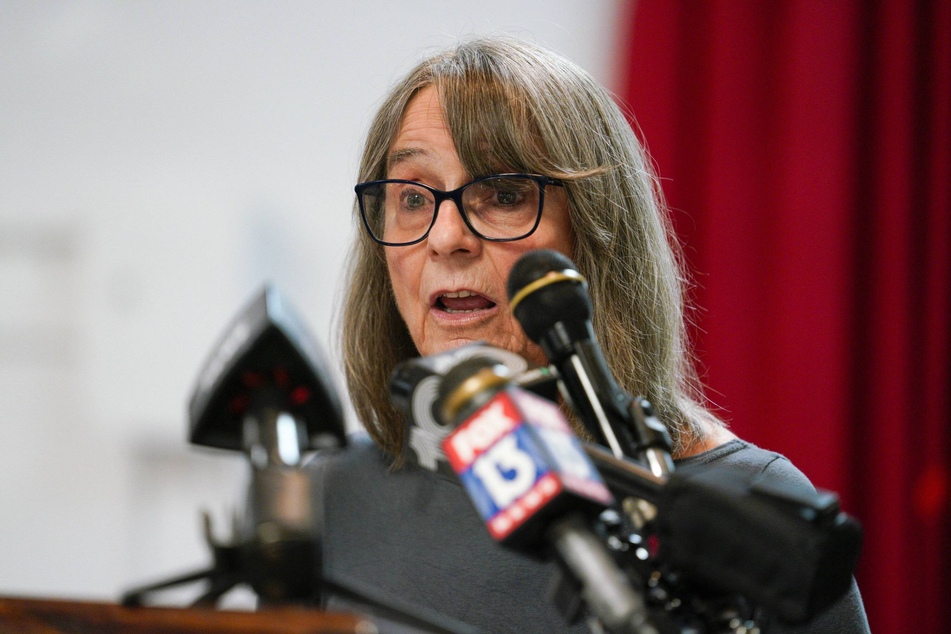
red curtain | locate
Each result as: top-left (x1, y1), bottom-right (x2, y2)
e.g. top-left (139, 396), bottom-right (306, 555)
top-left (617, 1), bottom-right (950, 632)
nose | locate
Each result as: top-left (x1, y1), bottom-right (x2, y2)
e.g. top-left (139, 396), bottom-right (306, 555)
top-left (426, 199), bottom-right (481, 256)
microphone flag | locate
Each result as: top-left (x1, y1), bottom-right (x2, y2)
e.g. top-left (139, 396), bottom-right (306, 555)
top-left (442, 386), bottom-right (613, 547)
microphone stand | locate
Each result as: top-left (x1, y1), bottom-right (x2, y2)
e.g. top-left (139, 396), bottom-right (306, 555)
top-left (123, 396), bottom-right (317, 608)
top-left (122, 400), bottom-right (476, 634)
top-left (121, 511), bottom-right (245, 608)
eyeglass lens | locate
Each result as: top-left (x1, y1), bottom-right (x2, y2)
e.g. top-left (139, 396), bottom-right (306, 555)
top-left (360, 175), bottom-right (542, 244)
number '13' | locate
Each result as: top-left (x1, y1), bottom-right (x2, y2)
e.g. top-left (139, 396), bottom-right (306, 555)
top-left (471, 434), bottom-right (537, 508)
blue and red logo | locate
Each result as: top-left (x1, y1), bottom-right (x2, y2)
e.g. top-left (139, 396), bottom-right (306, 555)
top-left (443, 389), bottom-right (613, 541)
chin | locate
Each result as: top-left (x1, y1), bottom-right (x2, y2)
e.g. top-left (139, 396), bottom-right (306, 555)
top-left (420, 336), bottom-right (481, 357)
top-left (486, 338), bottom-right (547, 368)
top-left (415, 329), bottom-right (546, 366)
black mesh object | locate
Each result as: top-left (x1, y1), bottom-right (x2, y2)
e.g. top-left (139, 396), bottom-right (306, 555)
top-left (506, 249), bottom-right (591, 346)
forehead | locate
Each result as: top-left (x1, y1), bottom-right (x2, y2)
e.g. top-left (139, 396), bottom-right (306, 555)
top-left (387, 87), bottom-right (451, 171)
top-left (390, 81), bottom-right (537, 180)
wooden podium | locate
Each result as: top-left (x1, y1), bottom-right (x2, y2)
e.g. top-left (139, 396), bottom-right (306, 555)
top-left (0, 596), bottom-right (374, 633)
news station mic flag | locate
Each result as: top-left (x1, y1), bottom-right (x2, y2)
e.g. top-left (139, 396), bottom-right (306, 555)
top-left (434, 354), bottom-right (657, 634)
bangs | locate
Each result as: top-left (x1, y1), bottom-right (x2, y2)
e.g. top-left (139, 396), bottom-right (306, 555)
top-left (434, 71), bottom-right (550, 179)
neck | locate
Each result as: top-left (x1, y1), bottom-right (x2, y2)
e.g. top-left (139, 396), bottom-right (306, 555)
top-left (674, 421), bottom-right (737, 460)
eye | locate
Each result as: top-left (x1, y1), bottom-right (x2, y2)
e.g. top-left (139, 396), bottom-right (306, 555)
top-left (468, 180), bottom-right (527, 207)
top-left (397, 185), bottom-right (433, 211)
top-left (495, 189), bottom-right (520, 206)
top-left (404, 191), bottom-right (427, 208)
top-left (487, 180), bottom-right (530, 208)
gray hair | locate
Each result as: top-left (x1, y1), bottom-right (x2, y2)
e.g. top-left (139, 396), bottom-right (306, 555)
top-left (341, 36), bottom-right (720, 459)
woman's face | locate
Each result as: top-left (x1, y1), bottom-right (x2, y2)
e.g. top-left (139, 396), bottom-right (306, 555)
top-left (384, 86), bottom-right (574, 366)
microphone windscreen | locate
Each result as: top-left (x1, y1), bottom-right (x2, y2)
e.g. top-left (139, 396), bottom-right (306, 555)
top-left (506, 249), bottom-right (591, 342)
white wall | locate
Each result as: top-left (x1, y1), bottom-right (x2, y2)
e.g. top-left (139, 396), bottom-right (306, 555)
top-left (0, 0), bottom-right (622, 603)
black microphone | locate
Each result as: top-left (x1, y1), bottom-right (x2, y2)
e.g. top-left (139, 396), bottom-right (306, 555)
top-left (434, 355), bottom-right (660, 634)
top-left (187, 285), bottom-right (346, 603)
top-left (583, 439), bottom-right (864, 625)
top-left (507, 250), bottom-right (673, 476)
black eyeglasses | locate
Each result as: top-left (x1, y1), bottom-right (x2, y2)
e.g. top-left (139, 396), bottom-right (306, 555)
top-left (355, 173), bottom-right (563, 247)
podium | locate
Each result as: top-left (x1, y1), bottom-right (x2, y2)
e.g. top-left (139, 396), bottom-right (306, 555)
top-left (0, 596), bottom-right (373, 633)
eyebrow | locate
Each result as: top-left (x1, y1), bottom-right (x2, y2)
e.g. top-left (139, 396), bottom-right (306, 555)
top-left (386, 147), bottom-right (428, 171)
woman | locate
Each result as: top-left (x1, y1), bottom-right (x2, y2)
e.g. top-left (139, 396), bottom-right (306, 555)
top-left (313, 37), bottom-right (868, 633)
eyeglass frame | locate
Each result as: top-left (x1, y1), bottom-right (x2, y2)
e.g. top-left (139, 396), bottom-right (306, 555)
top-left (354, 173), bottom-right (564, 247)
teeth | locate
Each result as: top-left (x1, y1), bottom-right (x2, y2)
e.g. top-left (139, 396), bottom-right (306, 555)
top-left (440, 290), bottom-right (480, 314)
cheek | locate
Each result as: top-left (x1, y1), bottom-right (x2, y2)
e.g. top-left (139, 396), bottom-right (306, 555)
top-left (535, 196), bottom-right (575, 259)
top-left (547, 232), bottom-right (575, 262)
top-left (385, 250), bottom-right (425, 332)
top-left (523, 225), bottom-right (574, 267)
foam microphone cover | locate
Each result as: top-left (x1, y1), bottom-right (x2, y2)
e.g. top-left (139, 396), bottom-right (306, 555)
top-left (506, 249), bottom-right (591, 343)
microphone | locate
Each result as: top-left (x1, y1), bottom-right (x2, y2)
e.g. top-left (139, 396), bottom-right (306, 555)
top-left (187, 285), bottom-right (346, 603)
top-left (655, 464), bottom-right (863, 624)
top-left (584, 439), bottom-right (863, 625)
top-left (507, 249), bottom-right (673, 477)
top-left (389, 342), bottom-right (558, 476)
top-left (435, 355), bottom-right (659, 634)
top-left (390, 346), bottom-right (861, 628)
top-left (124, 286), bottom-right (348, 608)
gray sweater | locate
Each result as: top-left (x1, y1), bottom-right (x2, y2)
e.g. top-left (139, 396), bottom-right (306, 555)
top-left (306, 436), bottom-right (869, 633)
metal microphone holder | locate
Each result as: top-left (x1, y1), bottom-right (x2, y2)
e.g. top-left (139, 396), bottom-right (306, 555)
top-left (122, 399), bottom-right (318, 608)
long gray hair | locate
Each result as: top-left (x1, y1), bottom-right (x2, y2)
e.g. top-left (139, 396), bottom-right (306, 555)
top-left (341, 36), bottom-right (720, 459)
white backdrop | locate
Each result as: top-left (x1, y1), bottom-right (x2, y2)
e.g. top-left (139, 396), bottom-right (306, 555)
top-left (0, 0), bottom-right (622, 603)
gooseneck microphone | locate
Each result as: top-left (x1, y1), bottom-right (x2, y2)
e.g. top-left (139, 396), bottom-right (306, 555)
top-left (434, 355), bottom-right (660, 634)
top-left (187, 286), bottom-right (348, 604)
top-left (507, 250), bottom-right (673, 477)
top-left (124, 286), bottom-right (347, 607)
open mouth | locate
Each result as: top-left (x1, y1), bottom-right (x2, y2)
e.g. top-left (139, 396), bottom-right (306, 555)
top-left (434, 290), bottom-right (497, 314)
